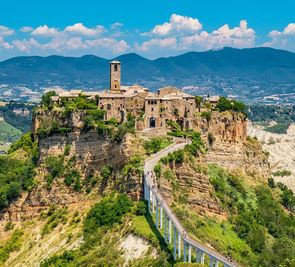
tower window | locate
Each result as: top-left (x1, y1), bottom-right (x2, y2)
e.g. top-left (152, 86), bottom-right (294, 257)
top-left (114, 64), bottom-right (118, 71)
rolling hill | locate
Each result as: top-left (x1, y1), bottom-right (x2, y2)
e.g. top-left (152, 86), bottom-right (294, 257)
top-left (0, 47), bottom-right (295, 85)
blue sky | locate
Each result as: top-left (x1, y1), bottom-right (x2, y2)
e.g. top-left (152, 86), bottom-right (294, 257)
top-left (0, 0), bottom-right (294, 60)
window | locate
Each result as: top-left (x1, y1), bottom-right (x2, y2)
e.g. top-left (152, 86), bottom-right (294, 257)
top-left (114, 64), bottom-right (118, 71)
top-left (107, 104), bottom-right (111, 110)
top-left (151, 107), bottom-right (154, 111)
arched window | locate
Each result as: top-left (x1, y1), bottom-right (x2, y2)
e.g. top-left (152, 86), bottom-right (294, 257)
top-left (114, 64), bottom-right (118, 72)
top-left (150, 117), bottom-right (156, 128)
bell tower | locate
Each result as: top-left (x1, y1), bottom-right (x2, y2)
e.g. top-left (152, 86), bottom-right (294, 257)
top-left (110, 60), bottom-right (121, 92)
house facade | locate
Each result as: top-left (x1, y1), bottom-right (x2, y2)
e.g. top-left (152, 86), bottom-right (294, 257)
top-left (51, 61), bottom-right (198, 131)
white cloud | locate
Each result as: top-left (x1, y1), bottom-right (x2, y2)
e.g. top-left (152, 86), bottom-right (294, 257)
top-left (268, 23), bottom-right (295, 38)
top-left (20, 26), bottom-right (34, 33)
top-left (136, 37), bottom-right (177, 52)
top-left (282, 23), bottom-right (295, 35)
top-left (148, 14), bottom-right (202, 36)
top-left (0, 25), bottom-right (14, 36)
top-left (0, 37), bottom-right (12, 49)
top-left (32, 25), bottom-right (59, 37)
top-left (265, 23), bottom-right (295, 50)
top-left (111, 22), bottom-right (123, 30)
top-left (64, 23), bottom-right (104, 36)
top-left (138, 20), bottom-right (255, 54)
top-left (12, 38), bottom-right (40, 52)
top-left (66, 37), bottom-right (87, 50)
top-left (86, 38), bottom-right (129, 53)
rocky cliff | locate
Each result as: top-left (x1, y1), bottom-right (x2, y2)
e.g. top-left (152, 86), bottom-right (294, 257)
top-left (157, 111), bottom-right (270, 218)
top-left (0, 110), bottom-right (144, 222)
top-left (195, 111), bottom-right (269, 178)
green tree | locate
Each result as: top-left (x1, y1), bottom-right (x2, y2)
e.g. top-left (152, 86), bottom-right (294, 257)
top-left (195, 96), bottom-right (203, 112)
top-left (41, 91), bottom-right (57, 107)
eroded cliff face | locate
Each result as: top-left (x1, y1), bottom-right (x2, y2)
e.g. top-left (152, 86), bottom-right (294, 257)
top-left (157, 111), bottom-right (270, 218)
top-left (195, 111), bottom-right (269, 178)
top-left (159, 162), bottom-right (224, 217)
top-left (0, 110), bottom-right (144, 222)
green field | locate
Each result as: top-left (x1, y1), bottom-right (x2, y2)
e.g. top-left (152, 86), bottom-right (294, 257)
top-left (0, 119), bottom-right (22, 143)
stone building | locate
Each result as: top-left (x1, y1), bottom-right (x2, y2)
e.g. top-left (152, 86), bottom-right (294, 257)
top-left (51, 61), bottom-right (198, 131)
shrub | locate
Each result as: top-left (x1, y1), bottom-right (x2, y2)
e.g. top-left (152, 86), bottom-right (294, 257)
top-left (84, 194), bottom-right (132, 235)
top-left (144, 137), bottom-right (172, 155)
top-left (45, 155), bottom-right (64, 179)
top-left (0, 156), bottom-right (36, 210)
top-left (273, 169), bottom-right (291, 177)
top-left (4, 221), bottom-right (14, 231)
top-left (64, 170), bottom-right (80, 186)
top-left (112, 115), bottom-right (135, 142)
top-left (41, 206), bottom-right (68, 236)
top-left (64, 144), bottom-right (71, 156)
top-left (201, 111), bottom-right (212, 123)
top-left (265, 123), bottom-right (290, 134)
top-left (135, 201), bottom-right (146, 216)
top-left (208, 132), bottom-right (215, 146)
top-left (216, 97), bottom-right (245, 113)
top-left (41, 91), bottom-right (56, 107)
top-left (0, 229), bottom-right (24, 264)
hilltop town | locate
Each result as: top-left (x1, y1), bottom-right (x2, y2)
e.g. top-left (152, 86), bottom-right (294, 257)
top-left (47, 60), bottom-right (221, 132)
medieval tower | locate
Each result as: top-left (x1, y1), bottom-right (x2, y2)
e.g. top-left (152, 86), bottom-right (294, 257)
top-left (110, 60), bottom-right (121, 92)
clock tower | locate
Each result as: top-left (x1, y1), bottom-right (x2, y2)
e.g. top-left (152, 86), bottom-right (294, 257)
top-left (110, 60), bottom-right (121, 92)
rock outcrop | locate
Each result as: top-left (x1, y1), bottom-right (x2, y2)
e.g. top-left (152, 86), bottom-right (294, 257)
top-left (194, 111), bottom-right (269, 178)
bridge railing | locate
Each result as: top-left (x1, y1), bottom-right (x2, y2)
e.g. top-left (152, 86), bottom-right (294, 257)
top-left (143, 141), bottom-right (237, 267)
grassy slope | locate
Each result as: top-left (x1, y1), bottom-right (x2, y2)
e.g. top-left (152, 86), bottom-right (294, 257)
top-left (0, 120), bottom-right (22, 143)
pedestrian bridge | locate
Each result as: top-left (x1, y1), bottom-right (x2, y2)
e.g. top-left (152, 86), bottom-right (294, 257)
top-left (143, 140), bottom-right (237, 267)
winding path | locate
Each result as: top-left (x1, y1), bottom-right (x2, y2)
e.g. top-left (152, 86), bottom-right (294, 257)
top-left (143, 139), bottom-right (237, 267)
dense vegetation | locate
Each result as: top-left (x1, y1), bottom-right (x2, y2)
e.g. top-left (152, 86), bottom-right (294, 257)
top-left (144, 137), bottom-right (172, 155)
top-left (0, 132), bottom-right (37, 211)
top-left (0, 101), bottom-right (34, 133)
top-left (216, 97), bottom-right (246, 113)
top-left (247, 105), bottom-right (295, 123)
top-left (0, 120), bottom-right (22, 143)
top-left (173, 164), bottom-right (295, 267)
top-left (247, 105), bottom-right (295, 134)
top-left (0, 229), bottom-right (24, 264)
top-left (41, 194), bottom-right (171, 267)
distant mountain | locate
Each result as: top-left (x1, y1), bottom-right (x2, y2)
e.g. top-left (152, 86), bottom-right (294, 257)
top-left (0, 47), bottom-right (295, 86)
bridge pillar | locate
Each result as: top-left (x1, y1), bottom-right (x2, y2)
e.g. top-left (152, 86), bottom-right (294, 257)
top-left (168, 218), bottom-right (172, 243)
top-left (200, 251), bottom-right (205, 264)
top-left (152, 193), bottom-right (155, 213)
top-left (155, 198), bottom-right (159, 228)
top-left (196, 249), bottom-right (205, 264)
top-left (160, 206), bottom-right (163, 229)
top-left (144, 178), bottom-right (147, 200)
top-left (147, 188), bottom-right (151, 212)
top-left (163, 211), bottom-right (167, 240)
top-left (178, 232), bottom-right (181, 258)
top-left (209, 256), bottom-right (213, 267)
top-left (183, 241), bottom-right (187, 262)
top-left (210, 256), bottom-right (219, 267)
top-left (188, 245), bottom-right (192, 263)
top-left (173, 225), bottom-right (177, 260)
